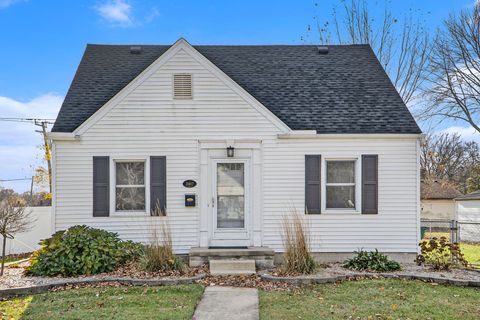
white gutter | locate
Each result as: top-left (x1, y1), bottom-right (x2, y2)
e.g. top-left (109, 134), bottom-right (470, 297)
top-left (47, 132), bottom-right (81, 141)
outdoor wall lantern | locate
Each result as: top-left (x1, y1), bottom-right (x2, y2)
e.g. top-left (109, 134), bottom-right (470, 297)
top-left (227, 146), bottom-right (235, 158)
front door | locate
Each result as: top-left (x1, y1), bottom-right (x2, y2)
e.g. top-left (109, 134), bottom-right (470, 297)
top-left (209, 159), bottom-right (251, 247)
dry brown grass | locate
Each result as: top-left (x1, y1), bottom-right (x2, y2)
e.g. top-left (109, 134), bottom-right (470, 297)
top-left (280, 210), bottom-right (317, 275)
top-left (140, 216), bottom-right (185, 272)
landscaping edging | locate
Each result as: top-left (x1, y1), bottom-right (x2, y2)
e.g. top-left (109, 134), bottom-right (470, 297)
top-left (0, 274), bottom-right (205, 299)
top-left (260, 272), bottom-right (480, 288)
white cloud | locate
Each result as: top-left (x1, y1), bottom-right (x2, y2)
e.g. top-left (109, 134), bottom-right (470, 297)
top-left (0, 0), bottom-right (26, 9)
top-left (0, 93), bottom-right (63, 192)
top-left (94, 0), bottom-right (133, 26)
top-left (440, 125), bottom-right (480, 143)
top-left (144, 6), bottom-right (160, 23)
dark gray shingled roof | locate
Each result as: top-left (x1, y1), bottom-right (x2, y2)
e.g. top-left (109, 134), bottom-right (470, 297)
top-left (455, 190), bottom-right (480, 201)
top-left (52, 43), bottom-right (421, 133)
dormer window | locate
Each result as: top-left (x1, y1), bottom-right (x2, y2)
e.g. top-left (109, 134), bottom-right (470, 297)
top-left (173, 73), bottom-right (193, 99)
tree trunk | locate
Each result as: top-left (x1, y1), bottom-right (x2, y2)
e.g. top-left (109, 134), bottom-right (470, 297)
top-left (1, 234), bottom-right (6, 276)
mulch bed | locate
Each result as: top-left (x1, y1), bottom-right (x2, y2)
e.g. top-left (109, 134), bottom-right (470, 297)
top-left (198, 274), bottom-right (301, 292)
top-left (0, 260), bottom-right (207, 291)
top-left (103, 261), bottom-right (207, 278)
top-left (267, 263), bottom-right (480, 281)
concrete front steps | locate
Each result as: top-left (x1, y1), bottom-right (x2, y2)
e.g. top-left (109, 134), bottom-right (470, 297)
top-left (189, 247), bottom-right (275, 272)
top-left (209, 259), bottom-right (256, 275)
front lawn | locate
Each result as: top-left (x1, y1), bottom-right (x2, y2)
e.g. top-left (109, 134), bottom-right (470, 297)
top-left (259, 279), bottom-right (480, 320)
top-left (0, 284), bottom-right (204, 320)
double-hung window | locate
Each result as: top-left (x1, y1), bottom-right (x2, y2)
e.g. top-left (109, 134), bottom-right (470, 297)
top-left (115, 161), bottom-right (146, 211)
top-left (325, 160), bottom-right (356, 210)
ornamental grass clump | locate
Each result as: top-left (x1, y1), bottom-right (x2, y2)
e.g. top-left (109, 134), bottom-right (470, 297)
top-left (344, 249), bottom-right (401, 272)
top-left (140, 218), bottom-right (185, 273)
top-left (280, 211), bottom-right (317, 275)
top-left (26, 225), bottom-right (142, 277)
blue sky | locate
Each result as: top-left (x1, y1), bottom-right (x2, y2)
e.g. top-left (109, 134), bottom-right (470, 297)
top-left (0, 0), bottom-right (477, 192)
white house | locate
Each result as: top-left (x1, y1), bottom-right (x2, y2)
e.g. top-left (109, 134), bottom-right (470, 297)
top-left (48, 39), bottom-right (422, 265)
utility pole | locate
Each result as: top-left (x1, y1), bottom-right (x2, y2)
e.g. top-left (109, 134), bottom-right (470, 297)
top-left (0, 117), bottom-right (55, 196)
top-left (34, 120), bottom-right (52, 194)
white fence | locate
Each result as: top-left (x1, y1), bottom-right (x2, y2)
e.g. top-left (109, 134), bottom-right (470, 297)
top-left (3, 206), bottom-right (52, 255)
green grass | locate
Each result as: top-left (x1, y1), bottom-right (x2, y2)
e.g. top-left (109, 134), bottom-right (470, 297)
top-left (259, 279), bottom-right (480, 320)
top-left (0, 285), bottom-right (204, 320)
top-left (461, 242), bottom-right (480, 266)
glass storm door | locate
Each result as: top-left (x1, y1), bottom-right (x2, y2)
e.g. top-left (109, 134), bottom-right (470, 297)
top-left (210, 159), bottom-right (250, 246)
top-left (216, 162), bottom-right (245, 228)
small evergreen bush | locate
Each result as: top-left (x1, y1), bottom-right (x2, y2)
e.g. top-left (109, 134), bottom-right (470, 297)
top-left (26, 225), bottom-right (142, 276)
top-left (344, 249), bottom-right (401, 271)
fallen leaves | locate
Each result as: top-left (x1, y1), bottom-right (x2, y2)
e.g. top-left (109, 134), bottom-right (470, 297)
top-left (197, 274), bottom-right (302, 292)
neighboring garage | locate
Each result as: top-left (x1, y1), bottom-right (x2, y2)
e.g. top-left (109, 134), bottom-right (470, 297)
top-left (456, 191), bottom-right (480, 243)
top-left (421, 179), bottom-right (462, 220)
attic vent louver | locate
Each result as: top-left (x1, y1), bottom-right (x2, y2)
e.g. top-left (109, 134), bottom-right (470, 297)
top-left (130, 46), bottom-right (142, 54)
top-left (317, 46), bottom-right (329, 54)
top-left (173, 74), bottom-right (193, 99)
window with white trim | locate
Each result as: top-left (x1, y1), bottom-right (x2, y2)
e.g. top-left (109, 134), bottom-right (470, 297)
top-left (325, 160), bottom-right (356, 209)
top-left (115, 161), bottom-right (146, 211)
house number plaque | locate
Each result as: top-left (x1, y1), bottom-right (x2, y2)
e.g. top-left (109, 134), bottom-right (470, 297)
top-left (183, 180), bottom-right (197, 188)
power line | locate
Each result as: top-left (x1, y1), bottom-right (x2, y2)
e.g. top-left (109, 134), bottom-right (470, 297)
top-left (0, 178), bottom-right (32, 182)
top-left (0, 117), bottom-right (55, 124)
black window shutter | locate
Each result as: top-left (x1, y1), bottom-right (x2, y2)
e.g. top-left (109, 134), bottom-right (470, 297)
top-left (93, 156), bottom-right (109, 217)
top-left (362, 155), bottom-right (378, 214)
top-left (150, 156), bottom-right (167, 216)
top-left (305, 155), bottom-right (321, 214)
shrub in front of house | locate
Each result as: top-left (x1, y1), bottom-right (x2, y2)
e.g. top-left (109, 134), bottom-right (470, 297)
top-left (343, 249), bottom-right (401, 272)
top-left (416, 237), bottom-right (468, 270)
top-left (26, 225), bottom-right (142, 277)
top-left (140, 219), bottom-right (185, 273)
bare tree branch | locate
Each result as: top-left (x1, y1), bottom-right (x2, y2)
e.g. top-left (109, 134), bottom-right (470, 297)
top-left (0, 199), bottom-right (35, 275)
top-left (421, 4), bottom-right (480, 132)
top-left (313, 0), bottom-right (430, 104)
top-left (421, 132), bottom-right (480, 193)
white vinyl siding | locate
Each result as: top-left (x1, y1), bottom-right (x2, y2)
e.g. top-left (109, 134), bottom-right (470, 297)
top-left (261, 138), bottom-right (419, 253)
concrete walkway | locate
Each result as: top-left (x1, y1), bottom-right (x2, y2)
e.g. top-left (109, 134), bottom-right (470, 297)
top-left (193, 286), bottom-right (259, 320)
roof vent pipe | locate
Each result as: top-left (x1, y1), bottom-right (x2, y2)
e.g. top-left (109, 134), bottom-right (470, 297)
top-left (130, 46), bottom-right (142, 54)
top-left (317, 46), bottom-right (329, 54)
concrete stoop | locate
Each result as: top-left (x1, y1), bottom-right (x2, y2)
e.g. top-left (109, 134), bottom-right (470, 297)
top-left (189, 247), bottom-right (275, 270)
top-left (209, 259), bottom-right (256, 275)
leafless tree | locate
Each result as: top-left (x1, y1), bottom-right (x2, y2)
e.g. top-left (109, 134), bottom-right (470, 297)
top-left (0, 199), bottom-right (35, 275)
top-left (421, 132), bottom-right (480, 193)
top-left (421, 4), bottom-right (480, 132)
top-left (311, 0), bottom-right (430, 104)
